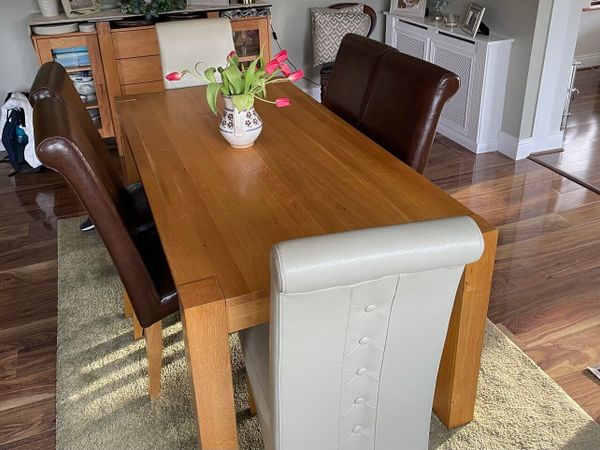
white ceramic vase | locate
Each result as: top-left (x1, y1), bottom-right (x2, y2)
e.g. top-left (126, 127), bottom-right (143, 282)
top-left (37, 0), bottom-right (61, 17)
top-left (219, 96), bottom-right (263, 149)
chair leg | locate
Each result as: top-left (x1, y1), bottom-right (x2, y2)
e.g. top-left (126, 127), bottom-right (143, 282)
top-left (145, 320), bottom-right (163, 399)
top-left (132, 311), bottom-right (143, 340)
top-left (123, 292), bottom-right (133, 318)
top-left (247, 379), bottom-right (257, 415)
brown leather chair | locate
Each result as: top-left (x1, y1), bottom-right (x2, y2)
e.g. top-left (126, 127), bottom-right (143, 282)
top-left (32, 74), bottom-right (178, 399)
top-left (30, 62), bottom-right (154, 237)
top-left (323, 34), bottom-right (460, 174)
top-left (319, 3), bottom-right (377, 100)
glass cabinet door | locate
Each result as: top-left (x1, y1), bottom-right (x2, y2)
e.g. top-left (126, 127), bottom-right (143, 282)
top-left (231, 17), bottom-right (271, 63)
top-left (34, 34), bottom-right (113, 137)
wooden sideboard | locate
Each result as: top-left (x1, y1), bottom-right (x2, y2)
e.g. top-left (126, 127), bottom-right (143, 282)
top-left (30, 4), bottom-right (272, 143)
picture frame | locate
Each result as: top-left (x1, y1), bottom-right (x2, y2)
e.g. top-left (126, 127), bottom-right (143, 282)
top-left (389, 0), bottom-right (426, 19)
top-left (61, 0), bottom-right (101, 18)
top-left (461, 2), bottom-right (485, 38)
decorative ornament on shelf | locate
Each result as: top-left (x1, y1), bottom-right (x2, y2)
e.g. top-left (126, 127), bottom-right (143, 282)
top-left (431, 0), bottom-right (449, 22)
top-left (61, 0), bottom-right (101, 18)
top-left (165, 49), bottom-right (303, 149)
top-left (37, 0), bottom-right (61, 17)
top-left (461, 2), bottom-right (485, 38)
top-left (119, 0), bottom-right (187, 20)
top-left (389, 0), bottom-right (426, 19)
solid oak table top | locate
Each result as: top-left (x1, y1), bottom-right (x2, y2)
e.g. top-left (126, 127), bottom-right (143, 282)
top-left (117, 83), bottom-right (494, 302)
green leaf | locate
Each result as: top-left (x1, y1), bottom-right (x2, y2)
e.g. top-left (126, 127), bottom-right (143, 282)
top-left (231, 94), bottom-right (246, 111)
top-left (228, 52), bottom-right (240, 67)
top-left (206, 83), bottom-right (221, 116)
top-left (244, 58), bottom-right (258, 93)
top-left (223, 64), bottom-right (243, 94)
top-left (244, 93), bottom-right (255, 110)
top-left (221, 70), bottom-right (231, 95)
top-left (204, 67), bottom-right (217, 84)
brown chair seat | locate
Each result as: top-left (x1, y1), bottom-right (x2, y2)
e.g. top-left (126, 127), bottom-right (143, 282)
top-left (323, 34), bottom-right (460, 174)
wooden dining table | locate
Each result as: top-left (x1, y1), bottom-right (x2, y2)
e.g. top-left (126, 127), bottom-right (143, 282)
top-left (116, 83), bottom-right (497, 449)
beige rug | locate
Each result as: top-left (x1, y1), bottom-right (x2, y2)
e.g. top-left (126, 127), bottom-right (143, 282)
top-left (57, 217), bottom-right (600, 449)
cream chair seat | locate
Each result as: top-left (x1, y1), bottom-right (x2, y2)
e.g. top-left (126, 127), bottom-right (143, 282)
top-left (240, 217), bottom-right (484, 450)
top-left (156, 18), bottom-right (235, 90)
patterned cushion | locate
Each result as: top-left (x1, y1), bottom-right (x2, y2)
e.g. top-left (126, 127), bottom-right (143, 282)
top-left (311, 7), bottom-right (370, 67)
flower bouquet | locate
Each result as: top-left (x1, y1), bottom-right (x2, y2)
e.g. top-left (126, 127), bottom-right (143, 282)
top-left (165, 49), bottom-right (303, 149)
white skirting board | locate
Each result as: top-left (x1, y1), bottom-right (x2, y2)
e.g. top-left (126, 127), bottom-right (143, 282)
top-left (498, 130), bottom-right (565, 160)
top-left (437, 125), bottom-right (498, 154)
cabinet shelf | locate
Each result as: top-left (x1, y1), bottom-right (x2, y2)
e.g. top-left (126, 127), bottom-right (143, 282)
top-left (85, 101), bottom-right (99, 110)
top-left (65, 66), bottom-right (92, 73)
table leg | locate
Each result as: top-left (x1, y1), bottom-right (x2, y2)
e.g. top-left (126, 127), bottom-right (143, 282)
top-left (433, 228), bottom-right (498, 428)
top-left (117, 120), bottom-right (141, 185)
top-left (179, 279), bottom-right (239, 450)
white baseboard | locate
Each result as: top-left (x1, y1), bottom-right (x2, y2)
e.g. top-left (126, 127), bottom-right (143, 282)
top-left (498, 130), bottom-right (565, 160)
top-left (498, 131), bottom-right (534, 160)
top-left (437, 125), bottom-right (497, 154)
top-left (534, 130), bottom-right (565, 153)
top-left (575, 52), bottom-right (600, 68)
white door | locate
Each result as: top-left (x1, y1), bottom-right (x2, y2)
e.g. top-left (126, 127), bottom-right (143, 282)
top-left (429, 37), bottom-right (477, 137)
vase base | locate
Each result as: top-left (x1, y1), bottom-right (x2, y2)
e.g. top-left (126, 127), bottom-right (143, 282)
top-left (229, 143), bottom-right (255, 149)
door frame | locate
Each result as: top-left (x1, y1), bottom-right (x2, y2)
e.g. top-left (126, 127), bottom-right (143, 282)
top-left (531, 0), bottom-right (589, 153)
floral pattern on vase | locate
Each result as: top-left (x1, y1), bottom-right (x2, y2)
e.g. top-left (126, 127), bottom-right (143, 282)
top-left (219, 96), bottom-right (263, 149)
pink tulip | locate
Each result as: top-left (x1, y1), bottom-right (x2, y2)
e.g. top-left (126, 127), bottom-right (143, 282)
top-left (165, 72), bottom-right (182, 81)
top-left (279, 62), bottom-right (291, 77)
top-left (288, 70), bottom-right (304, 82)
top-left (228, 50), bottom-right (237, 59)
top-left (265, 59), bottom-right (280, 75)
top-left (275, 98), bottom-right (291, 108)
top-left (274, 49), bottom-right (288, 64)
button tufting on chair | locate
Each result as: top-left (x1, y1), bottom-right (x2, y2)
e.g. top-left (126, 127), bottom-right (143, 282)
top-left (239, 217), bottom-right (485, 450)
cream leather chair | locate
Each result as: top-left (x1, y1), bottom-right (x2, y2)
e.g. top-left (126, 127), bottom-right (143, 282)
top-left (156, 18), bottom-right (235, 90)
top-left (240, 217), bottom-right (484, 450)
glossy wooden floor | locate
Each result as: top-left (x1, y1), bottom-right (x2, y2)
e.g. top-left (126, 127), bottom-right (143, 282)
top-left (531, 68), bottom-right (600, 189)
top-left (3, 91), bottom-right (600, 446)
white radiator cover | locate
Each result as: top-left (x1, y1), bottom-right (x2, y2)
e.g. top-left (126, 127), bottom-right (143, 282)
top-left (385, 14), bottom-right (514, 154)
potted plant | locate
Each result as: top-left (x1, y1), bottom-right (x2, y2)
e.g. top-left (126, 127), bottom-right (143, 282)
top-left (165, 49), bottom-right (303, 149)
top-left (119, 0), bottom-right (187, 19)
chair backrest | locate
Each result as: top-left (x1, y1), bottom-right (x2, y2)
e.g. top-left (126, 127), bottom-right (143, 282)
top-left (328, 3), bottom-right (377, 37)
top-left (156, 18), bottom-right (235, 90)
top-left (32, 94), bottom-right (164, 328)
top-left (321, 34), bottom-right (393, 128)
top-left (30, 62), bottom-right (123, 189)
top-left (323, 34), bottom-right (460, 174)
top-left (269, 216), bottom-right (484, 450)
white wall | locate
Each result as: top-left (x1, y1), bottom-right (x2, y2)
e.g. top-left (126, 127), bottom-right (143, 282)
top-left (0, 0), bottom-right (41, 102)
top-left (467, 0), bottom-right (541, 139)
top-left (431, 0), bottom-right (545, 141)
top-left (575, 8), bottom-right (600, 68)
